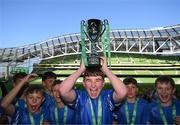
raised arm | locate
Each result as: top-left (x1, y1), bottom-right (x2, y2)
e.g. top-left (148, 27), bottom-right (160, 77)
top-left (0, 73), bottom-right (37, 116)
top-left (59, 61), bottom-right (86, 103)
top-left (100, 57), bottom-right (127, 103)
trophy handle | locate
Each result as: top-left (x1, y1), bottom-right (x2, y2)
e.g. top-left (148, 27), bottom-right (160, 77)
top-left (81, 20), bottom-right (86, 26)
top-left (100, 19), bottom-right (108, 36)
top-left (81, 20), bottom-right (89, 38)
top-left (97, 19), bottom-right (107, 48)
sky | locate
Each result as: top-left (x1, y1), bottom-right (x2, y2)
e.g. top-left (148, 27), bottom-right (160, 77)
top-left (0, 0), bottom-right (180, 48)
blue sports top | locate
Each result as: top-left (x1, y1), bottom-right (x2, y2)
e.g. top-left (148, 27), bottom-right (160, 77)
top-left (70, 89), bottom-right (118, 125)
top-left (115, 98), bottom-right (149, 124)
top-left (49, 98), bottom-right (81, 124)
top-left (11, 106), bottom-right (52, 124)
top-left (148, 99), bottom-right (180, 125)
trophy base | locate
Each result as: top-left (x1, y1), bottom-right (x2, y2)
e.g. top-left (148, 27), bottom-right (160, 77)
top-left (87, 55), bottom-right (101, 68)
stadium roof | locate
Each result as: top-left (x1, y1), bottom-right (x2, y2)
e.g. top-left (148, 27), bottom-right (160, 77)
top-left (0, 24), bottom-right (180, 66)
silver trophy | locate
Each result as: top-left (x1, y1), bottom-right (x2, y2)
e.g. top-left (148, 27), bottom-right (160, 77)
top-left (81, 19), bottom-right (106, 68)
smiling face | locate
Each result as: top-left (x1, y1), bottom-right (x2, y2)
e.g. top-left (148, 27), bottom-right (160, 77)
top-left (26, 91), bottom-right (44, 114)
top-left (156, 82), bottom-right (175, 106)
top-left (83, 76), bottom-right (104, 99)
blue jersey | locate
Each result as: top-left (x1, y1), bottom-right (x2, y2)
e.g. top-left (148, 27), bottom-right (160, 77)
top-left (14, 99), bottom-right (26, 108)
top-left (115, 98), bottom-right (149, 124)
top-left (71, 89), bottom-right (117, 124)
top-left (50, 99), bottom-right (80, 124)
top-left (10, 93), bottom-right (53, 124)
top-left (148, 99), bottom-right (180, 124)
top-left (11, 106), bottom-right (52, 124)
top-left (10, 98), bottom-right (26, 124)
top-left (42, 92), bottom-right (54, 108)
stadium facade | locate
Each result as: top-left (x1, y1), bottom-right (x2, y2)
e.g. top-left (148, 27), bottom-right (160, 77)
top-left (0, 24), bottom-right (180, 84)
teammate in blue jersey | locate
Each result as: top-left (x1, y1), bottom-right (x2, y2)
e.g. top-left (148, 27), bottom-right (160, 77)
top-left (59, 57), bottom-right (127, 124)
top-left (148, 75), bottom-right (180, 125)
top-left (50, 80), bottom-right (80, 124)
top-left (0, 73), bottom-right (52, 124)
top-left (115, 77), bottom-right (149, 124)
top-left (8, 72), bottom-right (29, 124)
top-left (41, 71), bottom-right (57, 108)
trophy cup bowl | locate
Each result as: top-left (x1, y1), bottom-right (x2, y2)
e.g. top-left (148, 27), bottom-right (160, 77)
top-left (86, 19), bottom-right (103, 68)
top-left (87, 19), bottom-right (102, 42)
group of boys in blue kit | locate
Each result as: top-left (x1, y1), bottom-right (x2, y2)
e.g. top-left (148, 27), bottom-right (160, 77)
top-left (0, 56), bottom-right (180, 124)
top-left (114, 75), bottom-right (180, 125)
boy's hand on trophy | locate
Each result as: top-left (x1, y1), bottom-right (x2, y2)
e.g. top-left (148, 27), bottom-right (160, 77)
top-left (80, 59), bottom-right (86, 73)
top-left (100, 57), bottom-right (108, 71)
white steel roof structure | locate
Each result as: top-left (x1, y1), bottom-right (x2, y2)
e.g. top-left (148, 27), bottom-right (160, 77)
top-left (0, 24), bottom-right (180, 66)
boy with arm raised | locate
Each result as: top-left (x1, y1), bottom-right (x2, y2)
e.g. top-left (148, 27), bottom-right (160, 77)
top-left (0, 74), bottom-right (52, 124)
top-left (59, 57), bottom-right (127, 124)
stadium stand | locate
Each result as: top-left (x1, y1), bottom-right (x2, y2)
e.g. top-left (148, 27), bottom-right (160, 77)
top-left (0, 24), bottom-right (180, 86)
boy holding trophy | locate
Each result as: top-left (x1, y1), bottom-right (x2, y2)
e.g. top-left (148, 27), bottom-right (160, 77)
top-left (59, 19), bottom-right (127, 124)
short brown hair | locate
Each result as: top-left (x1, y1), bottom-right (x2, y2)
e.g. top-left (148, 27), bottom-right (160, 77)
top-left (83, 68), bottom-right (105, 80)
top-left (123, 76), bottom-right (138, 87)
top-left (25, 84), bottom-right (45, 96)
top-left (155, 75), bottom-right (175, 89)
top-left (42, 71), bottom-right (57, 81)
